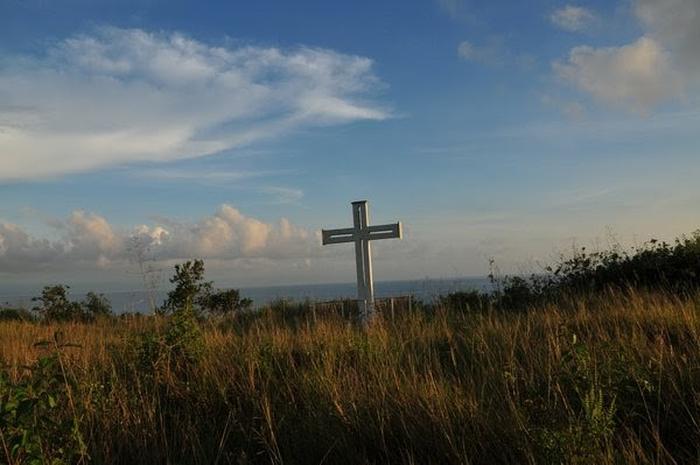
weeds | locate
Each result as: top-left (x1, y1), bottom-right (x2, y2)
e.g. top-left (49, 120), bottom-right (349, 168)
top-left (1, 290), bottom-right (699, 464)
top-left (0, 332), bottom-right (87, 465)
top-left (2, 246), bottom-right (700, 464)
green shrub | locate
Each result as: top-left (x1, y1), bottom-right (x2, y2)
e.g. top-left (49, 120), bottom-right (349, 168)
top-left (81, 292), bottom-right (112, 319)
top-left (165, 301), bottom-right (204, 365)
top-left (32, 285), bottom-right (84, 322)
top-left (200, 288), bottom-right (252, 315)
top-left (0, 335), bottom-right (87, 464)
top-left (0, 307), bottom-right (35, 322)
top-left (491, 231), bottom-right (700, 309)
top-left (160, 259), bottom-right (212, 316)
top-left (160, 259), bottom-right (251, 317)
top-left (31, 285), bottom-right (113, 322)
top-left (135, 300), bottom-right (204, 377)
top-left (438, 290), bottom-right (490, 312)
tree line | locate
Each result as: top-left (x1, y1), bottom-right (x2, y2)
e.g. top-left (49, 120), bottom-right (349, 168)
top-left (0, 259), bottom-right (252, 322)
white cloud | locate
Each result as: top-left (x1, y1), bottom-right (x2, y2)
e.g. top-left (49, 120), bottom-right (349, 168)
top-left (634, 0), bottom-right (700, 78)
top-left (550, 5), bottom-right (596, 32)
top-left (0, 27), bottom-right (389, 181)
top-left (437, 0), bottom-right (471, 20)
top-left (0, 204), bottom-right (320, 272)
top-left (259, 186), bottom-right (305, 204)
top-left (458, 37), bottom-right (536, 71)
top-left (554, 36), bottom-right (683, 113)
top-left (458, 41), bottom-right (492, 63)
top-left (134, 168), bottom-right (277, 183)
top-left (65, 211), bottom-right (121, 265)
top-left (0, 223), bottom-right (65, 272)
top-left (554, 0), bottom-right (699, 112)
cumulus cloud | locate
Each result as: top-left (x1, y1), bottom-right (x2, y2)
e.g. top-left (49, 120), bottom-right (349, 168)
top-left (0, 27), bottom-right (389, 181)
top-left (0, 205), bottom-right (320, 272)
top-left (554, 0), bottom-right (699, 112)
top-left (0, 223), bottom-right (65, 272)
top-left (65, 211), bottom-right (122, 266)
top-left (634, 0), bottom-right (700, 77)
top-left (554, 37), bottom-right (683, 113)
top-left (550, 5), bottom-right (596, 32)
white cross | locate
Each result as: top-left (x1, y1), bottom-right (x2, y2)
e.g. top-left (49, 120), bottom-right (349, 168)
top-left (322, 200), bottom-right (402, 323)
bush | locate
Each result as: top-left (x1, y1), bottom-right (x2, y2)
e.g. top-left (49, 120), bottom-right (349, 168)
top-left (135, 300), bottom-right (204, 377)
top-left (32, 285), bottom-right (84, 322)
top-left (81, 292), bottom-right (112, 319)
top-left (0, 335), bottom-right (87, 464)
top-left (160, 259), bottom-right (252, 317)
top-left (438, 290), bottom-right (490, 312)
top-left (31, 285), bottom-right (113, 322)
top-left (200, 288), bottom-right (253, 316)
top-left (160, 259), bottom-right (212, 316)
top-left (491, 231), bottom-right (700, 309)
top-left (164, 301), bottom-right (204, 365)
top-left (0, 307), bottom-right (35, 322)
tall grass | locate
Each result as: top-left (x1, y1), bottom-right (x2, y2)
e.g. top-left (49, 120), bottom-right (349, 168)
top-left (2, 291), bottom-right (700, 464)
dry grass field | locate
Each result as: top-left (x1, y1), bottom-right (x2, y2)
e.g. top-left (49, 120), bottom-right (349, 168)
top-left (2, 290), bottom-right (700, 464)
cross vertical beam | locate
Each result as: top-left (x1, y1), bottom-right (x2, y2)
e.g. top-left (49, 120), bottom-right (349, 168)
top-left (322, 200), bottom-right (402, 324)
top-left (353, 201), bottom-right (374, 320)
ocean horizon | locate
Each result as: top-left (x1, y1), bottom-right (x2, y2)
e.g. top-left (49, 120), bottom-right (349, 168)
top-left (0, 276), bottom-right (492, 314)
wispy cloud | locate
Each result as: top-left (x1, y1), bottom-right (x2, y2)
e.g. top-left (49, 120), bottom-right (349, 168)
top-left (549, 5), bottom-right (597, 32)
top-left (436, 0), bottom-right (472, 21)
top-left (0, 27), bottom-right (390, 181)
top-left (457, 40), bottom-right (503, 66)
top-left (457, 38), bottom-right (535, 70)
top-left (540, 94), bottom-right (587, 120)
top-left (259, 186), bottom-right (304, 204)
top-left (135, 168), bottom-right (287, 183)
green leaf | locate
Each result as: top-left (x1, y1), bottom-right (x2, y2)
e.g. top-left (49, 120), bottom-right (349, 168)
top-left (4, 399), bottom-right (18, 413)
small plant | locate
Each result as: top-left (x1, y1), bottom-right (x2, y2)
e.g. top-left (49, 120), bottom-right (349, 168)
top-left (136, 300), bottom-right (204, 378)
top-left (533, 335), bottom-right (618, 464)
top-left (164, 300), bottom-right (204, 365)
top-left (0, 332), bottom-right (86, 465)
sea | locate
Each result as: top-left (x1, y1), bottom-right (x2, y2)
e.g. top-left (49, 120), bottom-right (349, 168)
top-left (0, 277), bottom-right (491, 314)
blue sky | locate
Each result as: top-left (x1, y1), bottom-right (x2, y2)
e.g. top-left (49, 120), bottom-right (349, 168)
top-left (1, 0), bottom-right (699, 293)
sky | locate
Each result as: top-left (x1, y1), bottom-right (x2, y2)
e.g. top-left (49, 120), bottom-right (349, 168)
top-left (0, 0), bottom-right (699, 294)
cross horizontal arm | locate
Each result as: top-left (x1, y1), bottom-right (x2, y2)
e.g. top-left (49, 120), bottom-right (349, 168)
top-left (324, 227), bottom-right (356, 236)
top-left (322, 228), bottom-right (355, 245)
top-left (366, 222), bottom-right (402, 241)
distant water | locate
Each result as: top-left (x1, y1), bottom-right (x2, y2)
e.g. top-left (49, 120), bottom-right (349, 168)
top-left (1, 277), bottom-right (491, 314)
